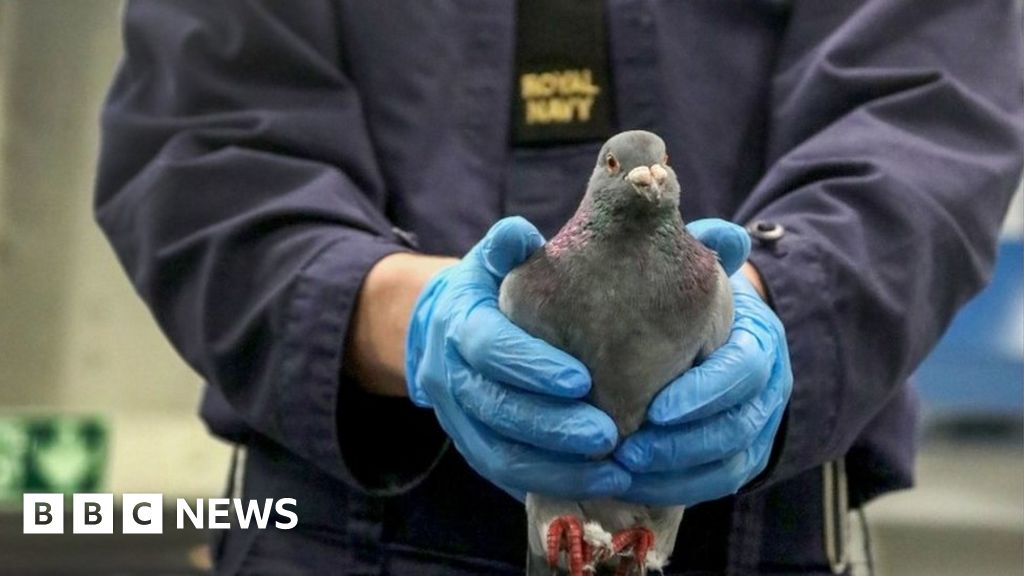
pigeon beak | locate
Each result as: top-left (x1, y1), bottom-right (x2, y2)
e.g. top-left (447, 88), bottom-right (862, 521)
top-left (627, 165), bottom-right (663, 202)
top-left (650, 164), bottom-right (668, 186)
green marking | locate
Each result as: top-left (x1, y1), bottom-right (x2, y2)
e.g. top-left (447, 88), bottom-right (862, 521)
top-left (0, 415), bottom-right (108, 505)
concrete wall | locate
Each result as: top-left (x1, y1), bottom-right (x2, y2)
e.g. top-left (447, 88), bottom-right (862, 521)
top-left (0, 0), bottom-right (228, 497)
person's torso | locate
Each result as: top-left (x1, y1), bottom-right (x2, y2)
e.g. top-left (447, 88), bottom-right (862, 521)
top-left (333, 0), bottom-right (788, 253)
top-left (209, 2), bottom-right (914, 573)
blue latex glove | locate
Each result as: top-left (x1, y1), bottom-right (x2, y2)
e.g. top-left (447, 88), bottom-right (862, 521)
top-left (614, 220), bottom-right (793, 506)
top-left (686, 218), bottom-right (751, 278)
top-left (406, 216), bottom-right (630, 501)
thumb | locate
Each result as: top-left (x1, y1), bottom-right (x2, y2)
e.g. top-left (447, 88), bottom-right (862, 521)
top-left (478, 216), bottom-right (545, 278)
top-left (686, 218), bottom-right (750, 277)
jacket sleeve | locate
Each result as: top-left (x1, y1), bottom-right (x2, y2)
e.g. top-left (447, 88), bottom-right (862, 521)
top-left (95, 0), bottom-right (445, 493)
top-left (736, 0), bottom-right (1024, 486)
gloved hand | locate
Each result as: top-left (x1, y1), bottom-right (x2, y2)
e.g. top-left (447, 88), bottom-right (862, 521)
top-left (406, 216), bottom-right (631, 501)
top-left (613, 219), bottom-right (793, 506)
top-left (686, 218), bottom-right (751, 278)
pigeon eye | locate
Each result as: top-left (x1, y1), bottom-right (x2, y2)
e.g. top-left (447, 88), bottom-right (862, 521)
top-left (606, 154), bottom-right (619, 174)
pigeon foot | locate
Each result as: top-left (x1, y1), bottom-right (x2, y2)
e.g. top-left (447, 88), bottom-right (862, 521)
top-left (610, 526), bottom-right (655, 576)
top-left (546, 515), bottom-right (593, 576)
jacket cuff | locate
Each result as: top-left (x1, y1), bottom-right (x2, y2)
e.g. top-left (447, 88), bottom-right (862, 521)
top-left (742, 223), bottom-right (841, 491)
top-left (275, 233), bottom-right (447, 495)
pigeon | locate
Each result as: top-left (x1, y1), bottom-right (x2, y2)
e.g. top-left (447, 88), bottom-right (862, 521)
top-left (498, 131), bottom-right (735, 576)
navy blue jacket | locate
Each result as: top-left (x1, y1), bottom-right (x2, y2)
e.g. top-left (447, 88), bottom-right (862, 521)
top-left (96, 1), bottom-right (1024, 574)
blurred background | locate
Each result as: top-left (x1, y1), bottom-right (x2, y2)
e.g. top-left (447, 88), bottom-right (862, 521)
top-left (0, 1), bottom-right (1020, 574)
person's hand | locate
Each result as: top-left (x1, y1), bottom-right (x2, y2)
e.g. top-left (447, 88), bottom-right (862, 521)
top-left (613, 219), bottom-right (793, 506)
top-left (685, 218), bottom-right (751, 278)
top-left (406, 217), bottom-right (631, 501)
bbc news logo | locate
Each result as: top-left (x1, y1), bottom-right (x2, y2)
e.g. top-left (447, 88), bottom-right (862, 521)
top-left (23, 493), bottom-right (297, 534)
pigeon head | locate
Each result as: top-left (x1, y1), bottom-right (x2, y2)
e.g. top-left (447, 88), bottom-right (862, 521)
top-left (586, 130), bottom-right (680, 211)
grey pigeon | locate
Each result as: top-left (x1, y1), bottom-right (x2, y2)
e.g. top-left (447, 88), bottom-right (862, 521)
top-left (498, 131), bottom-right (734, 576)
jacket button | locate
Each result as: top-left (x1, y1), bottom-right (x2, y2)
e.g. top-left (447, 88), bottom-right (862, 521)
top-left (747, 220), bottom-right (785, 243)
